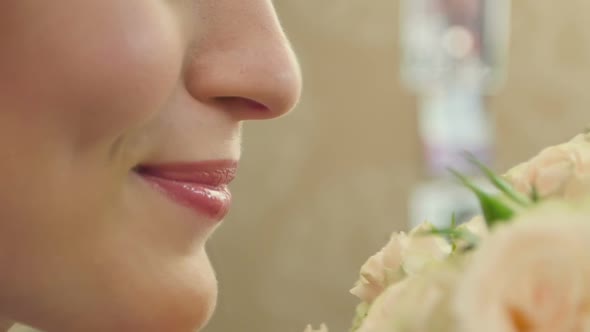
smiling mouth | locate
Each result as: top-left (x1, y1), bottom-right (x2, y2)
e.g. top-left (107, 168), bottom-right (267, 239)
top-left (134, 160), bottom-right (238, 221)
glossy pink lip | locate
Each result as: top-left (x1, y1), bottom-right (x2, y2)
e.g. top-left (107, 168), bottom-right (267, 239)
top-left (135, 160), bottom-right (238, 221)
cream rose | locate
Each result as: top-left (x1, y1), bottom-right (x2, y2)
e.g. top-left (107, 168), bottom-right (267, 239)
top-left (458, 215), bottom-right (487, 237)
top-left (454, 200), bottom-right (590, 332)
top-left (453, 215), bottom-right (488, 251)
top-left (350, 223), bottom-right (452, 304)
top-left (357, 262), bottom-right (461, 332)
top-left (504, 132), bottom-right (590, 199)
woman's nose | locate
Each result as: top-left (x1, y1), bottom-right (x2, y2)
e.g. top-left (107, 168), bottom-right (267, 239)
top-left (184, 1), bottom-right (302, 120)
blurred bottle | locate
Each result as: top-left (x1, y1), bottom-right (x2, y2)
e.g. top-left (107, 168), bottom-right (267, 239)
top-left (401, 0), bottom-right (510, 228)
top-left (419, 81), bottom-right (493, 177)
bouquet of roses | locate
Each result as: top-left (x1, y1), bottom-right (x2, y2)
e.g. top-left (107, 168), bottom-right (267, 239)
top-left (305, 130), bottom-right (590, 332)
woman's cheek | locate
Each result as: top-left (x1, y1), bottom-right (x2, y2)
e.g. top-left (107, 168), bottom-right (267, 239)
top-left (0, 1), bottom-right (185, 149)
top-left (62, 5), bottom-right (184, 146)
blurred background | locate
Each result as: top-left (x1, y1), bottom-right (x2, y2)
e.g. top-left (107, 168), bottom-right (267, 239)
top-left (206, 1), bottom-right (590, 331)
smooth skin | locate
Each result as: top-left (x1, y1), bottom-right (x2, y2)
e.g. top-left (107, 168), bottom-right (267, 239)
top-left (0, 1), bottom-right (301, 331)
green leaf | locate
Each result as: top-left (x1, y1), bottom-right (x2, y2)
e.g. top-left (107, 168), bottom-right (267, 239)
top-left (350, 302), bottom-right (370, 332)
top-left (465, 153), bottom-right (531, 207)
top-left (449, 168), bottom-right (515, 227)
top-left (420, 226), bottom-right (480, 253)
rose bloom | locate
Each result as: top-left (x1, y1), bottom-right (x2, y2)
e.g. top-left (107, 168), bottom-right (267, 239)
top-left (458, 215), bottom-right (487, 237)
top-left (357, 262), bottom-right (461, 332)
top-left (454, 200), bottom-right (590, 332)
top-left (504, 133), bottom-right (590, 199)
top-left (455, 215), bottom-right (488, 251)
top-left (350, 223), bottom-right (452, 304)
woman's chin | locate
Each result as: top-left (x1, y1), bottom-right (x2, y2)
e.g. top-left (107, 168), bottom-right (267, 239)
top-left (21, 250), bottom-right (219, 332)
top-left (107, 253), bottom-right (219, 332)
top-left (134, 278), bottom-right (218, 332)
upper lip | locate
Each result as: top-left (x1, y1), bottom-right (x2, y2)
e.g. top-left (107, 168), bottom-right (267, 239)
top-left (134, 160), bottom-right (238, 187)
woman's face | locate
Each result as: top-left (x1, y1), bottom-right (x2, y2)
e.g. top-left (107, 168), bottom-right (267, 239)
top-left (0, 1), bottom-right (300, 331)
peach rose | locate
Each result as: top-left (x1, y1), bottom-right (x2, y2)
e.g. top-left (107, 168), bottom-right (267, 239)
top-left (357, 262), bottom-right (461, 332)
top-left (454, 200), bottom-right (590, 332)
top-left (303, 324), bottom-right (328, 332)
top-left (350, 223), bottom-right (451, 304)
top-left (458, 215), bottom-right (487, 237)
top-left (504, 133), bottom-right (590, 199)
top-left (454, 215), bottom-right (488, 251)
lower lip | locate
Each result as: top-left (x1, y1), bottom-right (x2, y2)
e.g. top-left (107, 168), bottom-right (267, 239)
top-left (139, 174), bottom-right (232, 221)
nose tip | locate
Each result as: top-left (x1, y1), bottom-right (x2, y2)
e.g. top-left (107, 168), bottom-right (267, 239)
top-left (230, 47), bottom-right (302, 118)
top-left (185, 31), bottom-right (302, 120)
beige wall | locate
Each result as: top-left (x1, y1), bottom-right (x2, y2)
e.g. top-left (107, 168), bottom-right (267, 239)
top-left (206, 1), bottom-right (590, 331)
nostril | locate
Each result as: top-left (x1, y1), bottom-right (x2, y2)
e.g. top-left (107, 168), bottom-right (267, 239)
top-left (216, 96), bottom-right (270, 112)
top-left (241, 98), bottom-right (269, 112)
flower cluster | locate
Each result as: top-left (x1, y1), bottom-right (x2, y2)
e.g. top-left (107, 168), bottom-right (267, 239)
top-left (305, 131), bottom-right (590, 332)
